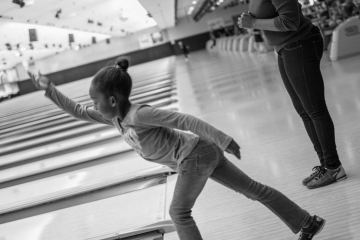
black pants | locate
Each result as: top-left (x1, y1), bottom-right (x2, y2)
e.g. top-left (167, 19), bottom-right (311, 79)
top-left (277, 27), bottom-right (341, 169)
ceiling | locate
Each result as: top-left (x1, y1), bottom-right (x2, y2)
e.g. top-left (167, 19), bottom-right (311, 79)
top-left (0, 21), bottom-right (110, 71)
top-left (0, 0), bottom-right (164, 71)
top-left (0, 0), bottom-right (208, 71)
top-left (177, 0), bottom-right (203, 18)
top-left (0, 0), bottom-right (158, 36)
top-left (139, 0), bottom-right (175, 29)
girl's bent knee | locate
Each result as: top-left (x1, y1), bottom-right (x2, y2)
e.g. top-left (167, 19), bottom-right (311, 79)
top-left (169, 207), bottom-right (193, 225)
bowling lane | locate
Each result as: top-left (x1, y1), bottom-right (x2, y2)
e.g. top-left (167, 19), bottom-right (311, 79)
top-left (0, 92), bottom-right (89, 125)
top-left (0, 56), bottom-right (180, 239)
top-left (0, 124), bottom-right (109, 156)
top-left (0, 101), bottom-right (179, 148)
top-left (0, 88), bottom-right (176, 139)
top-left (0, 77), bottom-right (174, 132)
top-left (0, 176), bottom-right (177, 240)
top-left (0, 56), bottom-right (175, 119)
top-left (0, 140), bottom-right (132, 183)
top-left (0, 128), bottom-right (120, 168)
top-left (0, 80), bottom-right (174, 130)
top-left (0, 150), bottom-right (171, 214)
top-left (0, 96), bottom-right (90, 129)
top-left (0, 114), bottom-right (75, 136)
top-left (0, 121), bottom-right (90, 146)
top-left (1, 98), bottom-right (178, 167)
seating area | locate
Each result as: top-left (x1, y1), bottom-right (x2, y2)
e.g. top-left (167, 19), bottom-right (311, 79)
top-left (207, 0), bottom-right (360, 59)
top-left (207, 15), bottom-right (360, 61)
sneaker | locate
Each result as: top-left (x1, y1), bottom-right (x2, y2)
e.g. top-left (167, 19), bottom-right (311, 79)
top-left (306, 165), bottom-right (347, 189)
top-left (302, 166), bottom-right (324, 186)
top-left (298, 215), bottom-right (326, 240)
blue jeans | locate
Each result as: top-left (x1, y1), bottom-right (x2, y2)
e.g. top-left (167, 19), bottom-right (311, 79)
top-left (169, 138), bottom-right (310, 240)
top-left (277, 26), bottom-right (341, 169)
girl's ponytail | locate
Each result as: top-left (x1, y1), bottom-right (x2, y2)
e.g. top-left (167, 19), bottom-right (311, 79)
top-left (93, 56), bottom-right (132, 100)
top-left (115, 57), bottom-right (130, 72)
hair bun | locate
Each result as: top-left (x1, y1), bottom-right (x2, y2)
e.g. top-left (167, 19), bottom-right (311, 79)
top-left (115, 57), bottom-right (129, 72)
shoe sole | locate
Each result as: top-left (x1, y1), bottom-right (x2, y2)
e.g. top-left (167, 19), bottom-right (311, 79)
top-left (302, 173), bottom-right (321, 186)
top-left (302, 168), bottom-right (325, 186)
top-left (336, 174), bottom-right (348, 182)
top-left (313, 219), bottom-right (326, 237)
top-left (306, 174), bottom-right (348, 189)
top-left (302, 176), bottom-right (317, 186)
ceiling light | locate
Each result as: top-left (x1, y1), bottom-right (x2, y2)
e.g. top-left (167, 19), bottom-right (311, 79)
top-left (216, 0), bottom-right (224, 6)
top-left (14, 51), bottom-right (21, 57)
top-left (192, 1), bottom-right (197, 4)
top-left (188, 6), bottom-right (195, 15)
top-left (24, 0), bottom-right (34, 5)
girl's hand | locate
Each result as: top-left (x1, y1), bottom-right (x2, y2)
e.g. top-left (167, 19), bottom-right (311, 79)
top-left (238, 12), bottom-right (255, 29)
top-left (225, 139), bottom-right (241, 160)
top-left (28, 71), bottom-right (50, 90)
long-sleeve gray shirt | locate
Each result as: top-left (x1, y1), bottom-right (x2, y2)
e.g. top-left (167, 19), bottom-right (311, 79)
top-left (45, 84), bottom-right (233, 170)
top-left (249, 0), bottom-right (314, 51)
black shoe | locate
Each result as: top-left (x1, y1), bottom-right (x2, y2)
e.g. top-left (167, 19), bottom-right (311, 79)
top-left (298, 215), bottom-right (326, 240)
top-left (302, 166), bottom-right (324, 186)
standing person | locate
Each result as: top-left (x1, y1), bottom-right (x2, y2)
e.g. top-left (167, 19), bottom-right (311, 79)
top-left (238, 0), bottom-right (347, 189)
top-left (29, 59), bottom-right (325, 240)
top-left (178, 41), bottom-right (190, 61)
top-left (342, 0), bottom-right (357, 18)
top-left (209, 31), bottom-right (217, 49)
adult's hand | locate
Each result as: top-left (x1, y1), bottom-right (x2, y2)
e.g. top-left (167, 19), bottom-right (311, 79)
top-left (238, 12), bottom-right (255, 29)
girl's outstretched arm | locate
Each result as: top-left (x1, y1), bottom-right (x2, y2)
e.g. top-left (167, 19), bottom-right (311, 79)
top-left (28, 72), bottom-right (112, 126)
top-left (136, 106), bottom-right (241, 159)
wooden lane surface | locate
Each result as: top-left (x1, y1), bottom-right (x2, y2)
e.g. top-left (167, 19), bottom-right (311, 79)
top-left (0, 176), bottom-right (176, 239)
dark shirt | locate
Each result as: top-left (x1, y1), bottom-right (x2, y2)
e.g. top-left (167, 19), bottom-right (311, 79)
top-left (249, 0), bottom-right (314, 51)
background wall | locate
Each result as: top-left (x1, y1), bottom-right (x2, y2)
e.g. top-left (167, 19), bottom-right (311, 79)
top-left (167, 4), bottom-right (248, 41)
top-left (17, 42), bottom-right (174, 95)
top-left (15, 26), bottom-right (169, 77)
top-left (15, 4), bottom-right (248, 95)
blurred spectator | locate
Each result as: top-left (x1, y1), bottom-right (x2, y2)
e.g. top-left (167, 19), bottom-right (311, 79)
top-left (209, 32), bottom-right (217, 49)
top-left (252, 29), bottom-right (273, 53)
top-left (302, 0), bottom-right (359, 30)
top-left (300, 0), bottom-right (359, 49)
top-left (343, 0), bottom-right (357, 18)
top-left (178, 41), bottom-right (190, 61)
